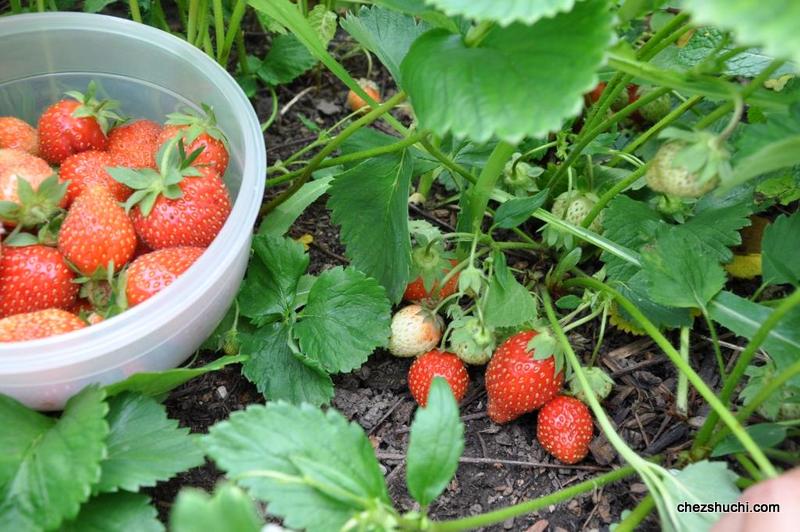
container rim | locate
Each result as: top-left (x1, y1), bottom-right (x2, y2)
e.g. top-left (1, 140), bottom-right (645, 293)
top-left (0, 12), bottom-right (266, 370)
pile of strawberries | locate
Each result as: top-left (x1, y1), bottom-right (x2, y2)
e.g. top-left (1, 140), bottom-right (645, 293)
top-left (0, 83), bottom-right (232, 342)
top-left (391, 277), bottom-right (594, 465)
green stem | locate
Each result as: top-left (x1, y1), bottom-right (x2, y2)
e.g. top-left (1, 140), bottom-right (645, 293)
top-left (266, 129), bottom-right (426, 186)
top-left (614, 496), bottom-right (655, 532)
top-left (464, 20), bottom-right (494, 47)
top-left (564, 276), bottom-right (778, 478)
top-left (186, 0), bottom-right (199, 44)
top-left (430, 466), bottom-right (636, 531)
top-left (417, 170), bottom-right (436, 200)
top-left (580, 162), bottom-right (651, 229)
top-left (151, 0), bottom-right (171, 32)
top-left (420, 139), bottom-right (477, 186)
top-left (128, 0), bottom-right (143, 23)
top-left (463, 142), bottom-right (516, 234)
top-left (260, 86), bottom-right (279, 132)
top-left (703, 311), bottom-right (727, 379)
top-left (676, 326), bottom-right (689, 416)
top-left (220, 0), bottom-right (247, 67)
top-left (694, 289), bottom-right (800, 453)
top-left (261, 91), bottom-right (407, 215)
top-left (236, 31), bottom-right (249, 75)
top-left (637, 12), bottom-right (692, 60)
top-left (212, 0), bottom-right (226, 63)
top-left (195, 0), bottom-right (210, 47)
top-left (10, 0), bottom-right (22, 13)
top-left (36, 0), bottom-right (44, 11)
top-left (735, 454), bottom-right (763, 482)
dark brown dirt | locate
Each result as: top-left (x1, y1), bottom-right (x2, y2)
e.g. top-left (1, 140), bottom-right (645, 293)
top-left (144, 20), bottom-right (723, 532)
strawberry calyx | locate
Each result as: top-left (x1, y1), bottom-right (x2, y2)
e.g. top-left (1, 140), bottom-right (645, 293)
top-left (526, 325), bottom-right (566, 376)
top-left (108, 135), bottom-right (203, 217)
top-left (0, 174), bottom-right (67, 230)
top-left (65, 81), bottom-right (122, 135)
top-left (165, 103), bottom-right (228, 147)
top-left (74, 261), bottom-right (128, 317)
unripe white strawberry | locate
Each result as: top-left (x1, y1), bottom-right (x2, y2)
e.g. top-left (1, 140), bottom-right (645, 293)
top-left (388, 304), bottom-right (443, 357)
top-left (646, 141), bottom-right (718, 198)
top-left (551, 190), bottom-right (603, 232)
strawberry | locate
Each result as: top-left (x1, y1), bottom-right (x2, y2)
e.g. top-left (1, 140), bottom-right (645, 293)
top-left (450, 316), bottom-right (495, 365)
top-left (404, 258), bottom-right (460, 303)
top-left (0, 149), bottom-right (65, 228)
top-left (646, 140), bottom-right (719, 198)
top-left (408, 350), bottom-right (469, 407)
top-left (347, 79), bottom-right (381, 112)
top-left (485, 330), bottom-right (565, 424)
top-left (388, 304), bottom-right (443, 358)
top-left (110, 137), bottom-right (231, 249)
top-left (57, 186), bottom-right (137, 276)
top-left (0, 117), bottom-right (39, 155)
top-left (544, 190), bottom-right (603, 249)
top-left (0, 245), bottom-right (78, 318)
top-left (156, 104), bottom-right (228, 175)
top-left (536, 395), bottom-right (593, 464)
top-left (125, 246), bottom-right (204, 306)
top-left (0, 308), bottom-right (86, 342)
top-left (108, 119), bottom-right (162, 169)
top-left (37, 82), bottom-right (120, 164)
top-left (59, 150), bottom-right (132, 206)
top-left (638, 88), bottom-right (672, 124)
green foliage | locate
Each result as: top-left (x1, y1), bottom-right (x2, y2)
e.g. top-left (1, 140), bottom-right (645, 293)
top-left (493, 190), bottom-right (548, 229)
top-left (60, 493), bottom-right (163, 532)
top-left (424, 0), bottom-right (583, 27)
top-left (400, 0), bottom-right (614, 143)
top-left (483, 252), bottom-right (538, 328)
top-left (204, 403), bottom-right (391, 532)
top-left (406, 378), bottom-right (465, 506)
top-left (711, 423), bottom-right (788, 457)
top-left (328, 154), bottom-right (414, 303)
top-left (761, 211), bottom-right (800, 285)
top-left (306, 4), bottom-right (338, 46)
top-left (663, 461), bottom-right (740, 531)
top-left (171, 484), bottom-right (262, 532)
top-left (257, 34), bottom-right (319, 86)
top-left (258, 176), bottom-right (334, 237)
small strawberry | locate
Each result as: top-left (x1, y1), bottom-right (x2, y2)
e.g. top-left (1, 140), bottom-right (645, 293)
top-left (485, 330), bottom-right (565, 424)
top-left (156, 104), bottom-right (228, 175)
top-left (0, 117), bottom-right (39, 155)
top-left (347, 79), bottom-right (381, 112)
top-left (0, 149), bottom-right (65, 228)
top-left (646, 140), bottom-right (719, 198)
top-left (37, 82), bottom-right (120, 164)
top-left (59, 150), bottom-right (132, 206)
top-left (57, 186), bottom-right (137, 276)
top-left (0, 308), bottom-right (86, 342)
top-left (0, 245), bottom-right (78, 318)
top-left (450, 316), bottom-right (495, 365)
top-left (408, 350), bottom-right (469, 407)
top-left (125, 246), bottom-right (204, 306)
top-left (544, 190), bottom-right (603, 249)
top-left (388, 304), bottom-right (443, 358)
top-left (537, 395), bottom-right (593, 464)
top-left (404, 258), bottom-right (460, 304)
top-left (108, 119), bottom-right (162, 169)
top-left (638, 88), bottom-right (672, 124)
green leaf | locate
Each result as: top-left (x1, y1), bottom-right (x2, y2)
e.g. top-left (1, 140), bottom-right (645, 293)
top-left (307, 4), bottom-right (338, 46)
top-left (83, 0), bottom-right (117, 13)
top-left (602, 196), bottom-right (666, 281)
top-left (257, 34), bottom-right (318, 86)
top-left (339, 128), bottom-right (436, 175)
top-left (642, 230), bottom-right (727, 310)
top-left (615, 271), bottom-right (693, 329)
top-left (340, 6), bottom-right (430, 83)
top-left (424, 0), bottom-right (582, 26)
top-left (295, 267), bottom-right (391, 374)
top-left (711, 423), bottom-right (788, 457)
top-left (731, 135), bottom-right (800, 189)
top-left (663, 460), bottom-right (739, 532)
top-left (677, 202), bottom-right (751, 264)
top-left (60, 492), bottom-right (163, 532)
top-left (94, 393), bottom-right (205, 494)
top-left (171, 484), bottom-right (262, 532)
top-left (709, 291), bottom-right (800, 385)
top-left (683, 0), bottom-right (800, 66)
top-left (258, 176), bottom-right (333, 237)
top-left (735, 105), bottom-right (800, 161)
top-left (400, 0), bottom-right (614, 143)
top-left (0, 387), bottom-right (109, 531)
top-left (239, 235), bottom-right (309, 320)
top-left (204, 403), bottom-right (390, 532)
top-left (328, 153), bottom-right (414, 303)
top-left (484, 252), bottom-right (538, 328)
top-left (240, 322), bottom-right (334, 405)
top-left (493, 190), bottom-right (548, 229)
top-left (761, 212), bottom-right (800, 285)
top-left (104, 356), bottom-right (246, 397)
top-left (406, 378), bottom-right (465, 507)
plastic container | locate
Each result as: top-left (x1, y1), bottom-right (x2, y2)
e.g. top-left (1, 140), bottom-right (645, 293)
top-left (0, 13), bottom-right (266, 410)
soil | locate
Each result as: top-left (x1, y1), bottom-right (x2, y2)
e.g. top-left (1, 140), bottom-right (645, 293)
top-left (143, 18), bottom-right (726, 532)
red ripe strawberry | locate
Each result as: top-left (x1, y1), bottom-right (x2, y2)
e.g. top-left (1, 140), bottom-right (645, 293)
top-left (585, 82), bottom-right (607, 105)
top-left (0, 149), bottom-right (65, 227)
top-left (0, 308), bottom-right (85, 342)
top-left (485, 330), bottom-right (565, 424)
top-left (125, 246), bottom-right (204, 306)
top-left (37, 82), bottom-right (119, 164)
top-left (59, 150), bottom-right (132, 206)
top-left (0, 117), bottom-right (39, 155)
top-left (109, 119), bottom-right (162, 169)
top-left (408, 349), bottom-right (469, 407)
top-left (0, 245), bottom-right (78, 318)
top-left (156, 105), bottom-right (229, 175)
top-left (58, 186), bottom-right (137, 275)
top-left (537, 395), bottom-right (593, 464)
top-left (347, 78), bottom-right (381, 112)
top-left (404, 259), bottom-right (460, 303)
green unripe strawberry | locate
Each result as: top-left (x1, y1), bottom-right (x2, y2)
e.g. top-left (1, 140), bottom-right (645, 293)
top-left (646, 141), bottom-right (718, 198)
top-left (638, 89), bottom-right (672, 124)
top-left (551, 190), bottom-right (603, 233)
top-left (450, 316), bottom-right (495, 365)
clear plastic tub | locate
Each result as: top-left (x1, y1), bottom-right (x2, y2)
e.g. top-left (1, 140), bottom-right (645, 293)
top-left (0, 13), bottom-right (266, 410)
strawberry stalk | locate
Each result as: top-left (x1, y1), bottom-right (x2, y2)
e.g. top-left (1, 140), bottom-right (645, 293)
top-left (66, 81), bottom-right (121, 135)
